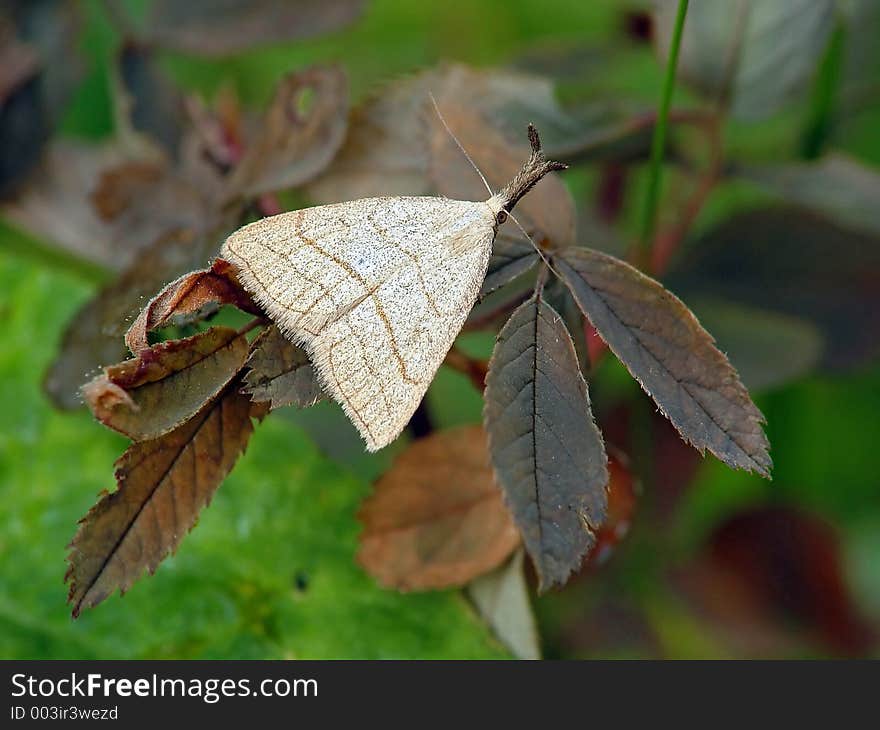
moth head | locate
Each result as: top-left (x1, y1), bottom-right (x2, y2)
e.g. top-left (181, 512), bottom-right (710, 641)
top-left (497, 124), bottom-right (567, 219)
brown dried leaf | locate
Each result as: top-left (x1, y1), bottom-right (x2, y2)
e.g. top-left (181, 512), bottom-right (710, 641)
top-left (226, 66), bottom-right (348, 199)
top-left (90, 160), bottom-right (164, 220)
top-left (429, 103), bottom-right (572, 297)
top-left (82, 326), bottom-right (249, 441)
top-left (307, 63), bottom-right (578, 218)
top-left (306, 68), bottom-right (440, 203)
top-left (45, 225), bottom-right (236, 410)
top-left (483, 294), bottom-right (608, 591)
top-left (2, 141), bottom-right (208, 272)
top-left (556, 247), bottom-right (771, 477)
top-left (3, 142), bottom-right (141, 268)
top-left (126, 257), bottom-right (260, 353)
top-left (180, 87), bottom-right (243, 174)
top-left (66, 385), bottom-right (257, 617)
top-left (357, 426), bottom-right (520, 591)
top-left (146, 0), bottom-right (366, 56)
top-left (243, 326), bottom-right (324, 409)
top-left (426, 63), bottom-right (592, 160)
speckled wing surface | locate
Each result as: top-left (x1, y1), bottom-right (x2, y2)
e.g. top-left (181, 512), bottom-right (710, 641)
top-left (222, 196), bottom-right (497, 450)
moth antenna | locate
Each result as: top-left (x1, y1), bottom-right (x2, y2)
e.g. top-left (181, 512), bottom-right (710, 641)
top-left (507, 210), bottom-right (564, 281)
top-left (428, 92), bottom-right (495, 198)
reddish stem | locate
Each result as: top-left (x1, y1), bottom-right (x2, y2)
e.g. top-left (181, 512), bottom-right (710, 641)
top-left (443, 346), bottom-right (488, 393)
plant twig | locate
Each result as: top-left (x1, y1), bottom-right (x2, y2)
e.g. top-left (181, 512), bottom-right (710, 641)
top-left (443, 346), bottom-right (488, 392)
top-left (237, 316), bottom-right (268, 338)
top-left (639, 0), bottom-right (689, 257)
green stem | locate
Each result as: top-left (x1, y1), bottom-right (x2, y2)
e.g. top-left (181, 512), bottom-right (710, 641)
top-left (640, 0), bottom-right (689, 252)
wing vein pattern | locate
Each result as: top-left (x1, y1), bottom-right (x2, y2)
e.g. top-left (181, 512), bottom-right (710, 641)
top-left (222, 196), bottom-right (496, 450)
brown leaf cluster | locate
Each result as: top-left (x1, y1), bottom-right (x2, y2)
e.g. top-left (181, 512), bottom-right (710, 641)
top-left (31, 48), bottom-right (351, 615)
top-left (67, 386), bottom-right (259, 617)
top-left (82, 326), bottom-right (250, 441)
top-left (125, 258), bottom-right (261, 353)
top-left (226, 65), bottom-right (349, 198)
top-left (67, 249), bottom-right (334, 616)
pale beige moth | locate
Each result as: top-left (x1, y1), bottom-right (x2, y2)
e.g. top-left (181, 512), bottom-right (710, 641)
top-left (222, 124), bottom-right (564, 450)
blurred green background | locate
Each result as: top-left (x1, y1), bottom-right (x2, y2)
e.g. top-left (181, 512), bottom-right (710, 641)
top-left (1, 0), bottom-right (878, 659)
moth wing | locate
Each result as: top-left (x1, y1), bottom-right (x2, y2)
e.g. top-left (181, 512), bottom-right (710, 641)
top-left (222, 196), bottom-right (496, 450)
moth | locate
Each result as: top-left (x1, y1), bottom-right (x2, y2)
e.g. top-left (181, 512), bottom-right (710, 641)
top-left (222, 123), bottom-right (565, 451)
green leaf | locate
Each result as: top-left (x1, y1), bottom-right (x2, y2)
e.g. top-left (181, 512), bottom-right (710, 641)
top-left (483, 293), bottom-right (608, 591)
top-left (556, 246), bottom-right (771, 477)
